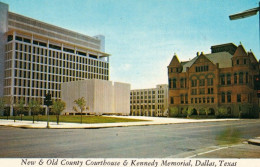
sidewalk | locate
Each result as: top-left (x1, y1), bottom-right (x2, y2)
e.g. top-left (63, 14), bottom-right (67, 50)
top-left (0, 116), bottom-right (239, 129)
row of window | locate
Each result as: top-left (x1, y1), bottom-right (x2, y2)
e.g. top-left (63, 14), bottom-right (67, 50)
top-left (131, 105), bottom-right (165, 110)
top-left (169, 93), bottom-right (246, 105)
top-left (191, 87), bottom-right (214, 95)
top-left (13, 51), bottom-right (108, 68)
top-left (220, 72), bottom-right (249, 85)
top-left (13, 87), bottom-right (61, 98)
top-left (10, 36), bottom-right (101, 60)
top-left (131, 99), bottom-right (165, 104)
top-left (13, 79), bottom-right (61, 90)
top-left (130, 95), bottom-right (166, 99)
top-left (195, 65), bottom-right (209, 72)
top-left (169, 78), bottom-right (213, 89)
top-left (12, 60), bottom-right (109, 75)
top-left (131, 90), bottom-right (165, 95)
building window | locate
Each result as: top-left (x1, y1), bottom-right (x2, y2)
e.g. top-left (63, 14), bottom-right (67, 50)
top-left (227, 74), bottom-right (231, 85)
top-left (244, 59), bottom-right (247, 65)
top-left (191, 98), bottom-right (193, 104)
top-left (191, 79), bottom-right (197, 87)
top-left (220, 75), bottom-right (225, 85)
top-left (199, 79), bottom-right (205, 86)
top-left (237, 59), bottom-right (239, 65)
top-left (234, 73), bottom-right (237, 84)
top-left (211, 97), bottom-right (214, 103)
top-left (227, 92), bottom-right (231, 103)
top-left (237, 94), bottom-right (241, 102)
top-left (180, 78), bottom-right (184, 88)
top-left (185, 94), bottom-right (188, 104)
top-left (199, 88), bottom-right (205, 95)
top-left (168, 79), bottom-right (172, 89)
top-left (191, 89), bottom-right (197, 95)
top-left (221, 92), bottom-right (225, 103)
top-left (239, 72), bottom-right (243, 84)
top-left (208, 88), bottom-right (213, 94)
top-left (181, 94), bottom-right (184, 104)
top-left (173, 79), bottom-right (177, 88)
top-left (207, 78), bottom-right (213, 86)
top-left (170, 97), bottom-right (174, 104)
top-left (246, 72), bottom-right (249, 83)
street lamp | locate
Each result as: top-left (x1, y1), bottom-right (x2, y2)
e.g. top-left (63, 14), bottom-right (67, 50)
top-left (229, 2), bottom-right (260, 48)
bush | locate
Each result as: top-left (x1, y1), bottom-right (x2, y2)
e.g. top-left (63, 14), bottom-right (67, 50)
top-left (199, 108), bottom-right (206, 115)
top-left (181, 108), bottom-right (188, 117)
top-left (216, 107), bottom-right (229, 118)
top-left (239, 104), bottom-right (254, 118)
top-left (169, 107), bottom-right (178, 117)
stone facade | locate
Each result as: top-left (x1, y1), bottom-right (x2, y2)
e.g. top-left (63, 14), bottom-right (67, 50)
top-left (61, 79), bottom-right (130, 115)
top-left (168, 43), bottom-right (259, 118)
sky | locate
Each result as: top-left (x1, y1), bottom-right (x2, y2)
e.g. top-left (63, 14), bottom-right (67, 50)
top-left (1, 0), bottom-right (259, 89)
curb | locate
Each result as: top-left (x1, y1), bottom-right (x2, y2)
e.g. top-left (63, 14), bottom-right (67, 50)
top-left (0, 118), bottom-right (241, 129)
top-left (248, 139), bottom-right (260, 146)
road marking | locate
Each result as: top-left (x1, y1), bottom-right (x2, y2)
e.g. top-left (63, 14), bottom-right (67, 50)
top-left (185, 144), bottom-right (245, 158)
top-left (186, 147), bottom-right (228, 158)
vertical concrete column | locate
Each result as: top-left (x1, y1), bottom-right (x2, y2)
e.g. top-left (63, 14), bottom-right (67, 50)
top-left (10, 31), bottom-right (16, 116)
top-left (0, 2), bottom-right (8, 97)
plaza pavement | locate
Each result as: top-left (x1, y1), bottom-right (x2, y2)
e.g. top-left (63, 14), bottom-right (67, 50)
top-left (0, 116), bottom-right (240, 129)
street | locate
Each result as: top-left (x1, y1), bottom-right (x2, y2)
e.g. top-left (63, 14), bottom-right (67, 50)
top-left (1, 119), bottom-right (260, 158)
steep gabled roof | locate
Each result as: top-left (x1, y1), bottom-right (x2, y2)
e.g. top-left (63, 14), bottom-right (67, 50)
top-left (233, 44), bottom-right (248, 57)
top-left (248, 51), bottom-right (258, 64)
top-left (168, 54), bottom-right (181, 67)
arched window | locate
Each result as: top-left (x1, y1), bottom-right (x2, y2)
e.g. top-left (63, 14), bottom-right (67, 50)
top-left (168, 78), bottom-right (172, 88)
top-left (191, 79), bottom-right (197, 87)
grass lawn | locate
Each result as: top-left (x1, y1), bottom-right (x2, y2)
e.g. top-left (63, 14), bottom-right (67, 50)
top-left (0, 115), bottom-right (148, 124)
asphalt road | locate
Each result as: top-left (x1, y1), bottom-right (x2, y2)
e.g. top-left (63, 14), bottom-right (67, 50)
top-left (1, 119), bottom-right (260, 158)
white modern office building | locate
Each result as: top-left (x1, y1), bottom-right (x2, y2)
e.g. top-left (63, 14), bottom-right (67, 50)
top-left (0, 2), bottom-right (110, 115)
top-left (61, 79), bottom-right (130, 115)
top-left (130, 84), bottom-right (168, 117)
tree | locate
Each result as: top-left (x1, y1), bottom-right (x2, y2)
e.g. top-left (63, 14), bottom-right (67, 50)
top-left (187, 107), bottom-right (193, 118)
top-left (205, 108), bottom-right (209, 117)
top-left (17, 98), bottom-right (25, 121)
top-left (0, 97), bottom-right (5, 116)
top-left (52, 100), bottom-right (66, 125)
top-left (74, 97), bottom-right (87, 124)
top-left (217, 107), bottom-right (228, 118)
top-left (28, 99), bottom-right (41, 123)
top-left (13, 98), bottom-right (25, 122)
